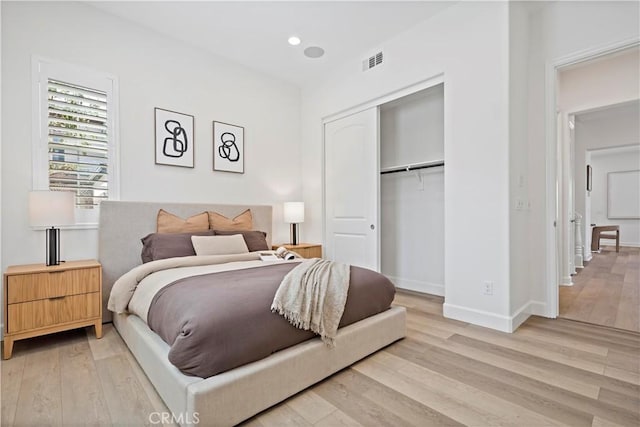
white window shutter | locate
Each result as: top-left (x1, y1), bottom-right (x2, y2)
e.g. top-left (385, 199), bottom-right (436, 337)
top-left (47, 79), bottom-right (108, 209)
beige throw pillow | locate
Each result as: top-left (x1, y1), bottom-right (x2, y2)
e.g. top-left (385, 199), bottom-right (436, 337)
top-left (191, 234), bottom-right (249, 256)
top-left (157, 209), bottom-right (209, 233)
top-left (208, 209), bottom-right (253, 231)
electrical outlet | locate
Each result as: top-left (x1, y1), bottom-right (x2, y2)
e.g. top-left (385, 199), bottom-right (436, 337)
top-left (483, 281), bottom-right (494, 295)
top-left (515, 199), bottom-right (525, 210)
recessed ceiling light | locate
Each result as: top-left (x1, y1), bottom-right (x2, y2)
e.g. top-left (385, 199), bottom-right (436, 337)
top-left (288, 36), bottom-right (301, 46)
top-left (304, 46), bottom-right (325, 58)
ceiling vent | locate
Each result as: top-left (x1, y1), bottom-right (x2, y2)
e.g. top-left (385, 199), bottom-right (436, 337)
top-left (363, 51), bottom-right (383, 71)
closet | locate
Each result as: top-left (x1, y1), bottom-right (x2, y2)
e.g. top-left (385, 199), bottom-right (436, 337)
top-left (380, 84), bottom-right (444, 295)
top-left (324, 82), bottom-right (444, 296)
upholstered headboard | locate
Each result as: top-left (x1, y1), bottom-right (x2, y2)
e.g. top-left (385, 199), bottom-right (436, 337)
top-left (98, 201), bottom-right (272, 322)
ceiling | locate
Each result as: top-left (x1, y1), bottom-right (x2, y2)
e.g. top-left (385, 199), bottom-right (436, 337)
top-left (89, 1), bottom-right (454, 87)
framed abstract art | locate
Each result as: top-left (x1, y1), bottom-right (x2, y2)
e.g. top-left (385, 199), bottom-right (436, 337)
top-left (213, 121), bottom-right (244, 173)
top-left (155, 108), bottom-right (194, 168)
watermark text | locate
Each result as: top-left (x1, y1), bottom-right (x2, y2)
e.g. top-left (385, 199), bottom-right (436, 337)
top-left (149, 412), bottom-right (200, 425)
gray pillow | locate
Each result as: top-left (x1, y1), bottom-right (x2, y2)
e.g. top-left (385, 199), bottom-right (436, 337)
top-left (213, 230), bottom-right (269, 252)
top-left (141, 230), bottom-right (214, 263)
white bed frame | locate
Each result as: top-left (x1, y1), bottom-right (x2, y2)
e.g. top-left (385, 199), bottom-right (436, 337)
top-left (99, 201), bottom-right (406, 426)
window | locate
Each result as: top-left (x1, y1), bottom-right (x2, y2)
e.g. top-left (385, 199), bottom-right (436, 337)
top-left (33, 57), bottom-right (119, 226)
top-left (48, 79), bottom-right (108, 208)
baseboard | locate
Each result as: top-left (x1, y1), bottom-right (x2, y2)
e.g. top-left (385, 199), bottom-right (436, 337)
top-left (599, 243), bottom-right (640, 248)
top-left (527, 300), bottom-right (547, 317)
top-left (443, 303), bottom-right (512, 332)
top-left (444, 300), bottom-right (549, 333)
top-left (510, 302), bottom-right (532, 331)
top-left (511, 300), bottom-right (548, 330)
top-left (619, 242), bottom-right (640, 248)
top-left (386, 275), bottom-right (444, 296)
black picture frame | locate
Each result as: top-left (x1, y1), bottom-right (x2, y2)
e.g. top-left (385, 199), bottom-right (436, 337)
top-left (154, 108), bottom-right (195, 168)
top-left (587, 164), bottom-right (592, 192)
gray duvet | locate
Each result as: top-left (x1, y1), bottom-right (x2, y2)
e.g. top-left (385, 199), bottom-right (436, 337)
top-left (147, 262), bottom-right (395, 378)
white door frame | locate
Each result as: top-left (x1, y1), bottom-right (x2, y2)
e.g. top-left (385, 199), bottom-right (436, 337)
top-left (559, 110), bottom-right (577, 287)
top-left (322, 74), bottom-right (445, 125)
top-left (585, 149), bottom-right (593, 259)
top-left (544, 37), bottom-right (639, 318)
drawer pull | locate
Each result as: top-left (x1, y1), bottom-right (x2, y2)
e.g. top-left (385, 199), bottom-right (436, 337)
top-left (48, 295), bottom-right (66, 301)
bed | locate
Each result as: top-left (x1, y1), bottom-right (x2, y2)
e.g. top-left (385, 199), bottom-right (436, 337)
top-left (98, 201), bottom-right (406, 426)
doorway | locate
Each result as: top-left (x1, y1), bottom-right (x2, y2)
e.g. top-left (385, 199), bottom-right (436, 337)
top-left (559, 109), bottom-right (640, 332)
top-left (553, 47), bottom-right (640, 332)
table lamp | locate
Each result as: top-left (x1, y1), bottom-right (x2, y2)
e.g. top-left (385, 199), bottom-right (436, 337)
top-left (283, 202), bottom-right (304, 245)
top-left (29, 191), bottom-right (75, 266)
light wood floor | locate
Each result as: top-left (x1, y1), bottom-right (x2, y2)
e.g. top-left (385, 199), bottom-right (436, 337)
top-left (560, 246), bottom-right (640, 333)
top-left (2, 292), bottom-right (639, 426)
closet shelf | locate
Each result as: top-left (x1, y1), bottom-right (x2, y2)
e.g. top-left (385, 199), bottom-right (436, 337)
top-left (380, 160), bottom-right (445, 175)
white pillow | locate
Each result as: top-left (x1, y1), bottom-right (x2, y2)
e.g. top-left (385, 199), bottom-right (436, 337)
top-left (191, 234), bottom-right (249, 256)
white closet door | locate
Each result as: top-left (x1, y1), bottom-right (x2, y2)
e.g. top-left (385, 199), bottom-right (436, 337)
top-left (324, 107), bottom-right (379, 271)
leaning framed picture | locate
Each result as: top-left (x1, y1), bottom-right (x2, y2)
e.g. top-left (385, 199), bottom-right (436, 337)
top-left (213, 121), bottom-right (244, 173)
top-left (155, 108), bottom-right (194, 168)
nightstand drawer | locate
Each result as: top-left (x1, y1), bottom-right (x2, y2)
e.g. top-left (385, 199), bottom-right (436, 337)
top-left (7, 291), bottom-right (100, 333)
top-left (7, 267), bottom-right (100, 304)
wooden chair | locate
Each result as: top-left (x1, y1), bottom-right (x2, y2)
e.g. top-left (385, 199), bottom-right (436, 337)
top-left (591, 225), bottom-right (620, 253)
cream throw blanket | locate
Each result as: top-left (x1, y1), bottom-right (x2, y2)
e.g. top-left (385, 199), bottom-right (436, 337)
top-left (271, 258), bottom-right (350, 347)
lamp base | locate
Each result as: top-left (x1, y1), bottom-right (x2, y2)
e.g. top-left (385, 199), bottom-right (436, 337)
top-left (290, 223), bottom-right (299, 246)
top-left (46, 227), bottom-right (60, 266)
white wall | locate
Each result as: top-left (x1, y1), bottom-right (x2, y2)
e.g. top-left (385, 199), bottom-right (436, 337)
top-left (508, 1), bottom-right (533, 324)
top-left (301, 2), bottom-right (513, 330)
top-left (380, 85), bottom-right (444, 296)
top-left (590, 146), bottom-right (640, 247)
top-left (576, 104), bottom-right (640, 250)
top-left (1, 0), bottom-right (302, 280)
top-left (582, 131), bottom-right (640, 248)
top-left (0, 3), bottom-right (3, 296)
top-left (526, 1), bottom-right (640, 310)
top-left (380, 85), bottom-right (445, 168)
top-left (558, 48), bottom-right (639, 113)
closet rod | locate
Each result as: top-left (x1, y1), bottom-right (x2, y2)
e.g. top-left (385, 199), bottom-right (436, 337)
top-left (380, 160), bottom-right (445, 175)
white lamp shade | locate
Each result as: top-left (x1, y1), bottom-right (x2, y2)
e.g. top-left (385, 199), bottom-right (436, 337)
top-left (29, 191), bottom-right (75, 226)
top-left (283, 202), bottom-right (304, 223)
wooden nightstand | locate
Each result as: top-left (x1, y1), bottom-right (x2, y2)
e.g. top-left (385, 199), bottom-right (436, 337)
top-left (272, 243), bottom-right (322, 259)
top-left (3, 259), bottom-right (103, 359)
